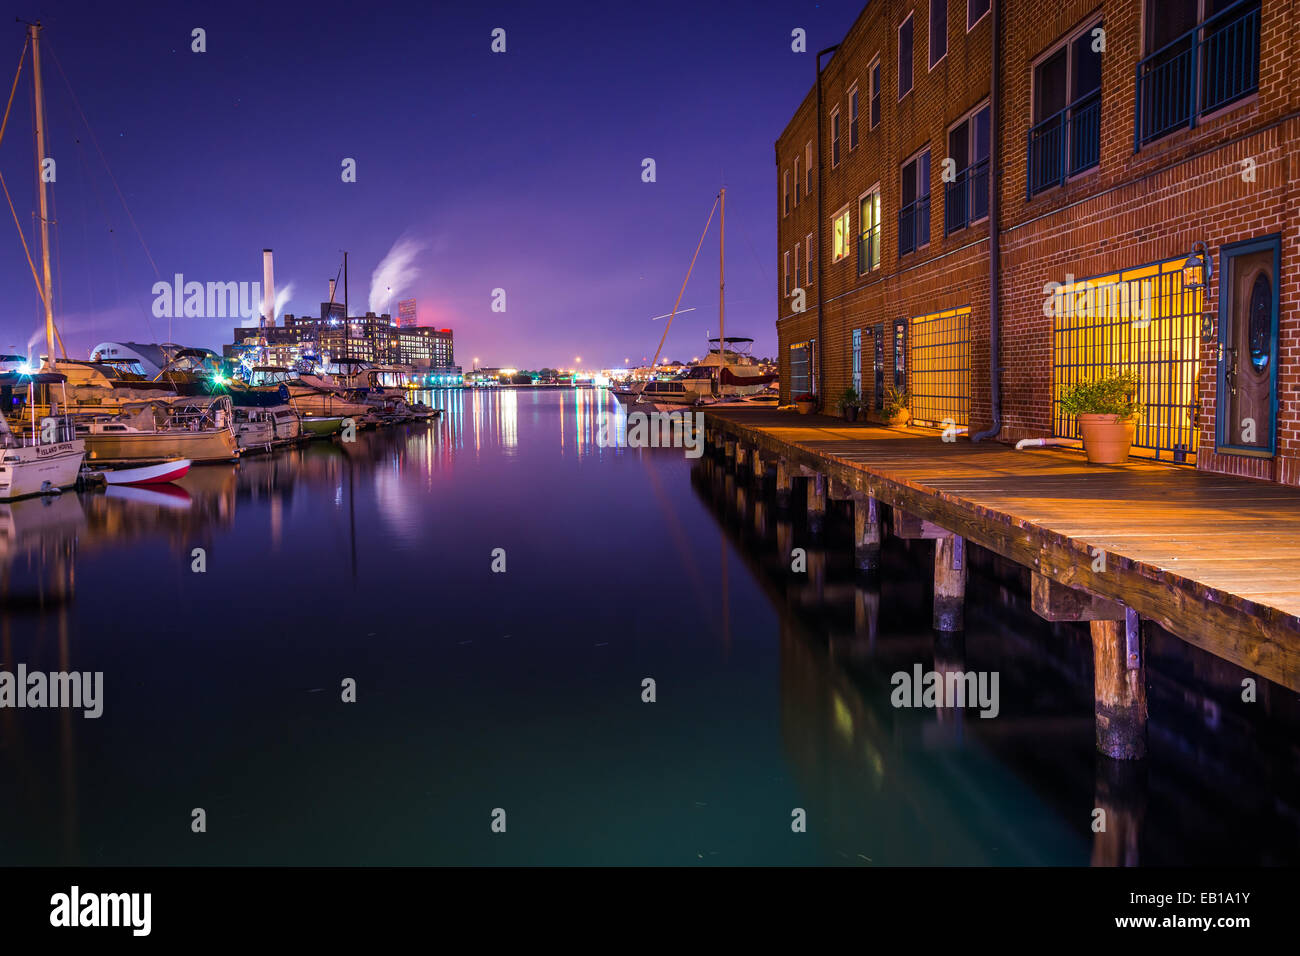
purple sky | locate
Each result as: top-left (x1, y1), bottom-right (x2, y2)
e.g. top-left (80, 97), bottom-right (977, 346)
top-left (1, 0), bottom-right (862, 368)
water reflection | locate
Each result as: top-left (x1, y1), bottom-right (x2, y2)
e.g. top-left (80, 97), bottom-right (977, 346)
top-left (691, 452), bottom-right (1300, 865)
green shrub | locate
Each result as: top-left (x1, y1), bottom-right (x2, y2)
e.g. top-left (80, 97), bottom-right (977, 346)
top-left (883, 386), bottom-right (910, 418)
top-left (838, 387), bottom-right (860, 412)
top-left (1058, 371), bottom-right (1143, 418)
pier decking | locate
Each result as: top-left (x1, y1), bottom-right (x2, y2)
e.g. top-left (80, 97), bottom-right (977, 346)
top-left (702, 408), bottom-right (1300, 700)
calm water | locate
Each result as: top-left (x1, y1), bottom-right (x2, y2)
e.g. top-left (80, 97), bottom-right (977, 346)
top-left (0, 388), bottom-right (1296, 865)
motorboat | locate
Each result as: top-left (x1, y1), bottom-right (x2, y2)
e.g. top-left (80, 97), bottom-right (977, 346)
top-left (232, 406), bottom-right (276, 453)
top-left (0, 372), bottom-right (86, 500)
top-left (247, 366), bottom-right (376, 423)
top-left (74, 394), bottom-right (240, 464)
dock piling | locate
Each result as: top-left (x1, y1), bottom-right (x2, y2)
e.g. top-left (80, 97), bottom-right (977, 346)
top-left (852, 495), bottom-right (882, 574)
top-left (775, 458), bottom-right (792, 509)
top-left (1090, 616), bottom-right (1148, 760)
top-left (933, 535), bottom-right (967, 632)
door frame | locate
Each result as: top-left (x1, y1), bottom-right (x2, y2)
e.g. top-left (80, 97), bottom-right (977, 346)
top-left (1215, 233), bottom-right (1281, 457)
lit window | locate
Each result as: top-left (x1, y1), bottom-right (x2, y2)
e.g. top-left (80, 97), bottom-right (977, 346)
top-left (831, 206), bottom-right (852, 262)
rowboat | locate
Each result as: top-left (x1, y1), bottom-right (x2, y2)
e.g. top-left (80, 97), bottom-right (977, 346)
top-left (99, 458), bottom-right (191, 486)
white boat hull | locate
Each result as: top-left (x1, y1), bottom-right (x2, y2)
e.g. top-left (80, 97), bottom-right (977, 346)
top-left (0, 441), bottom-right (85, 500)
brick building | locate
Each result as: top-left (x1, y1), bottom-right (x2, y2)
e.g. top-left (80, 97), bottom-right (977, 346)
top-left (777, 0), bottom-right (1296, 482)
top-left (226, 305), bottom-right (455, 372)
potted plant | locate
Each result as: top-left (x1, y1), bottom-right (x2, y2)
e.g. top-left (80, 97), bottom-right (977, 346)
top-left (882, 386), bottom-right (911, 426)
top-left (838, 387), bottom-right (861, 422)
top-left (794, 392), bottom-right (817, 415)
top-left (1058, 371), bottom-right (1143, 465)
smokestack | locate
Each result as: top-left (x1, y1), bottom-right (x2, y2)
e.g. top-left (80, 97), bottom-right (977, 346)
top-left (262, 249), bottom-right (276, 328)
top-left (328, 278), bottom-right (337, 303)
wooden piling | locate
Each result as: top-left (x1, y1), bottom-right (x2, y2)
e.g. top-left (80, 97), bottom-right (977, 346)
top-left (724, 437), bottom-right (736, 466)
top-left (1090, 613), bottom-right (1148, 760)
top-left (933, 535), bottom-right (966, 631)
top-left (806, 473), bottom-right (826, 534)
top-left (775, 458), bottom-right (792, 509)
top-left (852, 495), bottom-right (882, 574)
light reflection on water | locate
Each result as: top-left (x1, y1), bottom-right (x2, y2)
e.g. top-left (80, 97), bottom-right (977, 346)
top-left (0, 388), bottom-right (1294, 865)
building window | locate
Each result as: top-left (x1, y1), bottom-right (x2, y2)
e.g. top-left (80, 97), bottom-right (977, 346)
top-left (794, 242), bottom-right (801, 289)
top-left (893, 319), bottom-right (908, 391)
top-left (805, 141), bottom-right (813, 192)
top-left (831, 206), bottom-right (852, 262)
top-left (930, 0), bottom-right (948, 68)
top-left (783, 251), bottom-right (791, 296)
top-left (869, 59), bottom-right (881, 128)
top-left (783, 170), bottom-right (790, 216)
top-left (945, 103), bottom-right (990, 233)
top-left (849, 85), bottom-right (860, 149)
top-left (831, 108), bottom-right (841, 167)
top-left (1051, 257), bottom-right (1202, 461)
top-left (852, 329), bottom-right (862, 395)
top-left (806, 232), bottom-right (814, 288)
top-left (789, 340), bottom-right (815, 396)
top-left (794, 155), bottom-right (801, 204)
top-left (898, 14), bottom-right (914, 99)
top-left (911, 306), bottom-right (971, 427)
top-left (1028, 19), bottom-right (1103, 195)
top-left (1137, 0), bottom-right (1260, 146)
top-left (858, 186), bottom-right (881, 274)
top-left (899, 149), bottom-right (931, 255)
top-left (967, 0), bottom-right (990, 30)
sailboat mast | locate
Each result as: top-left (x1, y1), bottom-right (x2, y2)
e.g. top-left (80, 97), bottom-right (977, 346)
top-left (29, 23), bottom-right (57, 369)
top-left (718, 186), bottom-right (725, 377)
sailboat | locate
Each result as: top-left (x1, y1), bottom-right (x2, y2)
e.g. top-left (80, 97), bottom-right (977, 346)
top-left (620, 187), bottom-right (777, 413)
top-left (0, 23), bottom-right (87, 498)
top-left (0, 373), bottom-right (85, 499)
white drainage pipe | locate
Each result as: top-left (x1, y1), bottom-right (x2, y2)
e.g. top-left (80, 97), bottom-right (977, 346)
top-left (1015, 437), bottom-right (1083, 451)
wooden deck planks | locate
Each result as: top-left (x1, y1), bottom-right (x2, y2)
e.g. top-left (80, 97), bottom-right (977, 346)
top-left (704, 408), bottom-right (1300, 691)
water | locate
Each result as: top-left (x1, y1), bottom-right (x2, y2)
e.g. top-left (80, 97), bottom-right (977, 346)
top-left (0, 388), bottom-right (1296, 865)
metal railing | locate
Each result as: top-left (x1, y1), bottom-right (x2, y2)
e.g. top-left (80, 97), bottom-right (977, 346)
top-left (857, 226), bottom-right (880, 275)
top-left (1027, 90), bottom-right (1101, 196)
top-left (898, 195), bottom-right (930, 256)
top-left (944, 158), bottom-right (989, 233)
top-left (1135, 0), bottom-right (1260, 147)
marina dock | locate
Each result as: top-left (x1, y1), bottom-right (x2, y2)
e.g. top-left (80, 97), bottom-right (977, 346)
top-left (702, 407), bottom-right (1300, 759)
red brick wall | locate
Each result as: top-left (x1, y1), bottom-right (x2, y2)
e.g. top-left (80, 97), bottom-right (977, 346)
top-left (777, 0), bottom-right (1300, 484)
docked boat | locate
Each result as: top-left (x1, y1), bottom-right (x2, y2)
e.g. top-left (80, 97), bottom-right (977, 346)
top-left (232, 406), bottom-right (276, 453)
top-left (75, 394), bottom-right (240, 465)
top-left (620, 188), bottom-right (777, 413)
top-left (99, 458), bottom-right (191, 486)
top-left (248, 366), bottom-right (376, 422)
top-left (299, 415), bottom-right (345, 439)
top-left (0, 373), bottom-right (86, 500)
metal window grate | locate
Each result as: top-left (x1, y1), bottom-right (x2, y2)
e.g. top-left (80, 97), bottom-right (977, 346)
top-left (910, 306), bottom-right (970, 427)
top-left (1051, 257), bottom-right (1201, 463)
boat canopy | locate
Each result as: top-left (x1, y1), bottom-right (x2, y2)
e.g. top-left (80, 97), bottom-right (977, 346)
top-left (707, 336), bottom-right (755, 343)
top-left (0, 370), bottom-right (67, 384)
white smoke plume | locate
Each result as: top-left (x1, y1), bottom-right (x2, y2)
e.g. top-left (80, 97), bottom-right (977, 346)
top-left (369, 238), bottom-right (424, 315)
top-left (274, 281), bottom-right (295, 322)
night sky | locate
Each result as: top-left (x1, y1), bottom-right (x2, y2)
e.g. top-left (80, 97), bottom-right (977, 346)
top-left (0, 0), bottom-right (863, 368)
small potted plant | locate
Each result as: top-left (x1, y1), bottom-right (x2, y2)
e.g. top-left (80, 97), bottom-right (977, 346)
top-left (794, 392), bottom-right (817, 415)
top-left (1058, 371), bottom-right (1143, 465)
top-left (838, 387), bottom-right (861, 422)
top-left (882, 386), bottom-right (911, 426)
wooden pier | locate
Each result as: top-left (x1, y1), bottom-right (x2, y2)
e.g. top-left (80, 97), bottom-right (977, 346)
top-left (702, 407), bottom-right (1300, 759)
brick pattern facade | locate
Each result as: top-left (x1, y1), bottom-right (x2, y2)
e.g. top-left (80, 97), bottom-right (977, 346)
top-left (777, 0), bottom-right (1300, 485)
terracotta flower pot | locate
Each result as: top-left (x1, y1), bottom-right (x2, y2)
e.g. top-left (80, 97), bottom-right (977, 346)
top-left (796, 401), bottom-right (815, 415)
top-left (887, 409), bottom-right (911, 427)
top-left (1078, 414), bottom-right (1136, 464)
